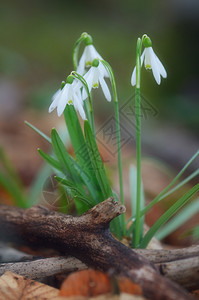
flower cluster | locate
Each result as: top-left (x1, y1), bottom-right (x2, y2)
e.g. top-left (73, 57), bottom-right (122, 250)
top-left (49, 33), bottom-right (167, 119)
top-left (49, 37), bottom-right (111, 120)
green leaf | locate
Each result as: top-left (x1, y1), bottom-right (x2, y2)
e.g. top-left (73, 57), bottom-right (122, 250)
top-left (55, 176), bottom-right (92, 209)
top-left (69, 156), bottom-right (100, 204)
top-left (0, 147), bottom-right (23, 188)
top-left (110, 191), bottom-right (124, 240)
top-left (51, 128), bottom-right (91, 213)
top-left (140, 150), bottom-right (199, 217)
top-left (28, 163), bottom-right (53, 206)
top-left (38, 149), bottom-right (63, 172)
top-left (140, 183), bottom-right (199, 248)
top-left (0, 171), bottom-right (28, 208)
top-left (64, 105), bottom-right (101, 193)
top-left (51, 128), bottom-right (80, 182)
top-left (156, 198), bottom-right (199, 240)
top-left (25, 121), bottom-right (51, 143)
top-left (84, 120), bottom-right (112, 199)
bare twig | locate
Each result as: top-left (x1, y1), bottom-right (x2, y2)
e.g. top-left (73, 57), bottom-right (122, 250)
top-left (0, 256), bottom-right (86, 280)
top-left (134, 245), bottom-right (199, 263)
top-left (1, 246), bottom-right (198, 289)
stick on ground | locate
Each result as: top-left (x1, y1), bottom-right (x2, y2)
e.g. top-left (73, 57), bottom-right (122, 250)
top-left (0, 199), bottom-right (196, 300)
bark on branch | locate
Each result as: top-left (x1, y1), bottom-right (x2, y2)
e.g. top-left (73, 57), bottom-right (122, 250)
top-left (0, 199), bottom-right (195, 300)
top-left (1, 252), bottom-right (198, 290)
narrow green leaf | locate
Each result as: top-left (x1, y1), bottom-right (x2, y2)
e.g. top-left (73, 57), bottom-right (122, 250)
top-left (64, 105), bottom-right (101, 199)
top-left (55, 176), bottom-right (93, 208)
top-left (156, 198), bottom-right (199, 240)
top-left (140, 183), bottom-right (199, 248)
top-left (0, 171), bottom-right (28, 208)
top-left (28, 163), bottom-right (52, 206)
top-left (25, 121), bottom-right (51, 144)
top-left (51, 128), bottom-right (80, 182)
top-left (38, 149), bottom-right (63, 172)
top-left (51, 128), bottom-right (91, 213)
top-left (110, 191), bottom-right (124, 239)
top-left (140, 150), bottom-right (199, 217)
top-left (69, 156), bottom-right (100, 204)
top-left (0, 147), bottom-right (23, 188)
top-left (84, 120), bottom-right (112, 199)
top-left (64, 106), bottom-right (96, 178)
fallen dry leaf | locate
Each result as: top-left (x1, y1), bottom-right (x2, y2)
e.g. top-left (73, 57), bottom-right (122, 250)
top-left (59, 269), bottom-right (111, 297)
top-left (59, 269), bottom-right (144, 298)
top-left (0, 271), bottom-right (59, 300)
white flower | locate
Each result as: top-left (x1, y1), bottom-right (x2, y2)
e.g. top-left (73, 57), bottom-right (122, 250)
top-left (131, 47), bottom-right (167, 86)
top-left (82, 60), bottom-right (111, 102)
top-left (77, 44), bottom-right (108, 77)
top-left (49, 80), bottom-right (86, 120)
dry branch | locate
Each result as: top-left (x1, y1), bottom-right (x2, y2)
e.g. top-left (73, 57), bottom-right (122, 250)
top-left (134, 246), bottom-right (199, 263)
top-left (0, 199), bottom-right (196, 300)
top-left (1, 252), bottom-right (198, 290)
top-left (0, 257), bottom-right (86, 280)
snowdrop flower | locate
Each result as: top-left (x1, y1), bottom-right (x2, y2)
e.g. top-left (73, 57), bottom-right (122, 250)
top-left (131, 36), bottom-right (167, 86)
top-left (49, 76), bottom-right (86, 120)
top-left (82, 59), bottom-right (111, 102)
top-left (77, 34), bottom-right (107, 77)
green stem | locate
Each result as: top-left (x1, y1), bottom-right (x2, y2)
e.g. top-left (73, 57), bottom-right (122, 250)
top-left (72, 32), bottom-right (88, 71)
top-left (88, 92), bottom-right (96, 138)
top-left (134, 38), bottom-right (142, 247)
top-left (100, 59), bottom-right (125, 236)
top-left (114, 100), bottom-right (126, 235)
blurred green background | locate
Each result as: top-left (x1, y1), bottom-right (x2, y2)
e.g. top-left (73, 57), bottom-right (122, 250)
top-left (0, 0), bottom-right (198, 169)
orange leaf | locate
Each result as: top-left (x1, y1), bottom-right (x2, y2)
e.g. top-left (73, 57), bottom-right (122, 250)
top-left (59, 269), bottom-right (111, 297)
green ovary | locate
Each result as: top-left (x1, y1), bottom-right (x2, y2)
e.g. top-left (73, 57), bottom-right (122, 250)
top-left (92, 83), bottom-right (99, 88)
top-left (145, 64), bottom-right (151, 70)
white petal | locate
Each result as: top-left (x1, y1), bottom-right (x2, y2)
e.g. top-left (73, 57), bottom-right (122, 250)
top-left (74, 94), bottom-right (86, 120)
top-left (141, 50), bottom-right (145, 66)
top-left (154, 52), bottom-right (167, 78)
top-left (49, 89), bottom-right (61, 113)
top-left (88, 44), bottom-right (103, 61)
top-left (82, 68), bottom-right (94, 99)
top-left (144, 48), bottom-right (152, 69)
top-left (76, 49), bottom-right (87, 75)
top-left (149, 48), bottom-right (161, 84)
top-left (57, 98), bottom-right (67, 116)
top-left (84, 68), bottom-right (93, 90)
top-left (57, 84), bottom-right (70, 116)
top-left (98, 61), bottom-right (109, 77)
top-left (131, 50), bottom-right (145, 86)
top-left (92, 68), bottom-right (99, 88)
top-left (131, 67), bottom-right (136, 86)
top-left (99, 76), bottom-right (111, 102)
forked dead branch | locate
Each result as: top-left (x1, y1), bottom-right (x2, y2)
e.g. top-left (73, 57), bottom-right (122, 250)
top-left (0, 198), bottom-right (196, 300)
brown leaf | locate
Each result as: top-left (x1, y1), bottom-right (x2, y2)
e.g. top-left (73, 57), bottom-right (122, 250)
top-left (0, 271), bottom-right (59, 300)
top-left (59, 269), bottom-right (111, 297)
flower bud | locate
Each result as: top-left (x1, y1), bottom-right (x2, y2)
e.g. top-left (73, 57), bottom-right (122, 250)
top-left (92, 58), bottom-right (99, 67)
top-left (66, 75), bottom-right (74, 84)
top-left (61, 81), bottom-right (66, 90)
top-left (84, 34), bottom-right (93, 46)
top-left (142, 34), bottom-right (152, 48)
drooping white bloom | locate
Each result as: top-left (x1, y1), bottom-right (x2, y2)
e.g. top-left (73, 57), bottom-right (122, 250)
top-left (131, 47), bottom-right (167, 86)
top-left (49, 78), bottom-right (86, 120)
top-left (77, 44), bottom-right (108, 77)
top-left (82, 59), bottom-right (111, 102)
